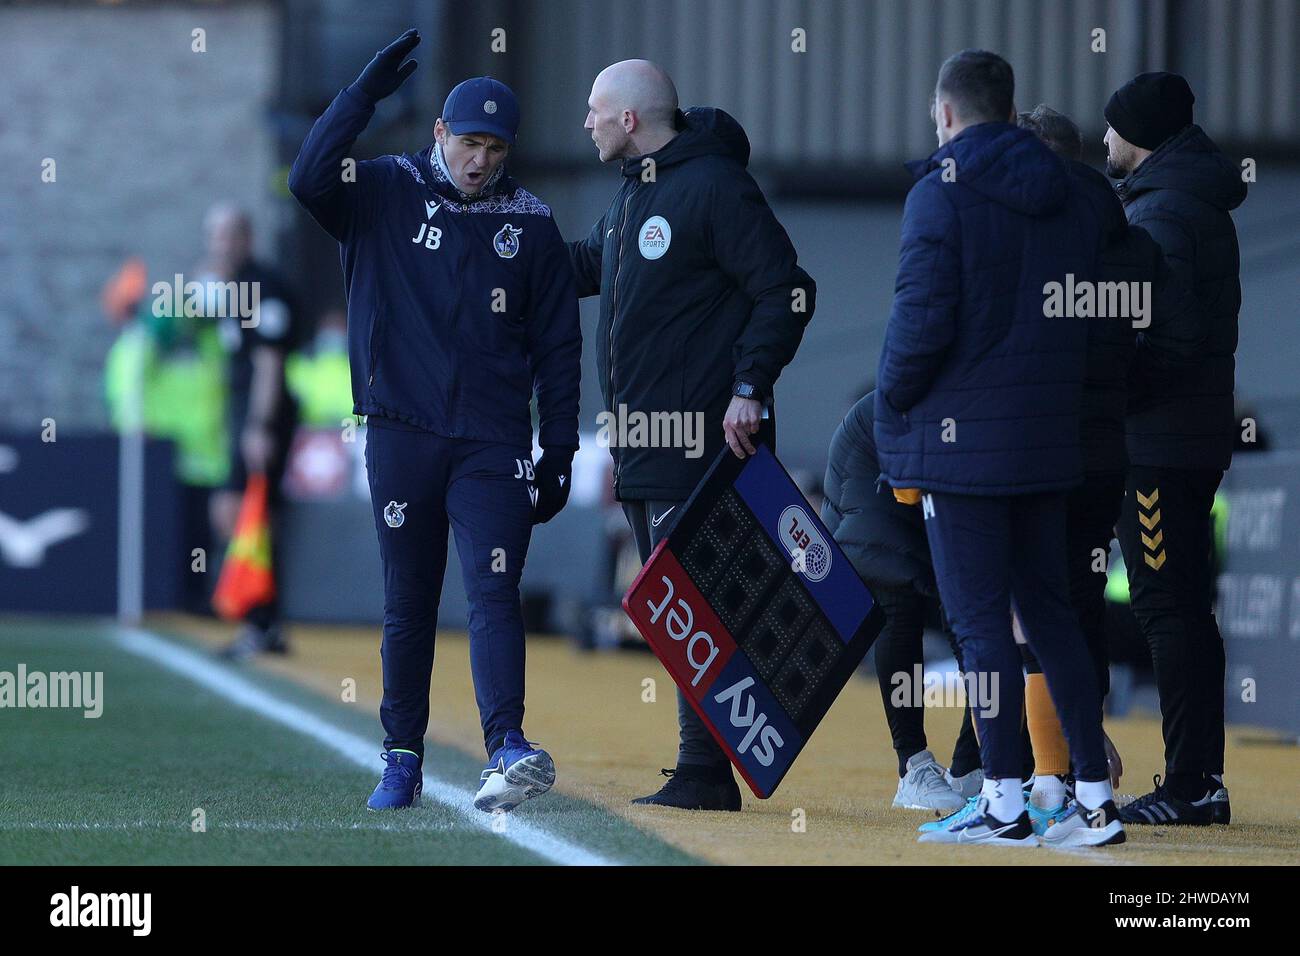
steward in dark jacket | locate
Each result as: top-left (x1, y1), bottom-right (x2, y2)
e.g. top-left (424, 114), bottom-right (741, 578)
top-left (569, 106), bottom-right (815, 500)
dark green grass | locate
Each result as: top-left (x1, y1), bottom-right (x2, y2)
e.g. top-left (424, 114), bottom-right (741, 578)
top-left (0, 619), bottom-right (698, 866)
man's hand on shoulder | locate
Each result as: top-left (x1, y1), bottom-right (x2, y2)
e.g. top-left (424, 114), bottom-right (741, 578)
top-left (353, 29), bottom-right (421, 102)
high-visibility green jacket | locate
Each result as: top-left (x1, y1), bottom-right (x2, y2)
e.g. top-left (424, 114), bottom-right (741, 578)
top-left (105, 314), bottom-right (230, 487)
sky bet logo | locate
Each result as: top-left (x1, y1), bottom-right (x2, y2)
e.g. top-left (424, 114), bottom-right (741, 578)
top-left (712, 676), bottom-right (784, 767)
top-left (643, 572), bottom-right (721, 687)
top-left (633, 554), bottom-right (793, 788)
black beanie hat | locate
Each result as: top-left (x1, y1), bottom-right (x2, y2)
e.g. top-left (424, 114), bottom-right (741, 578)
top-left (1105, 72), bottom-right (1195, 151)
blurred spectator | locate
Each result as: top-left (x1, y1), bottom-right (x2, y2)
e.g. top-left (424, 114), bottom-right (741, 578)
top-left (286, 308), bottom-right (352, 427)
top-left (200, 203), bottom-right (304, 659)
top-left (102, 257), bottom-right (229, 615)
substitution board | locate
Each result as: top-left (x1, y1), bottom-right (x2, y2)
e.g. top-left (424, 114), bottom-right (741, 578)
top-left (623, 444), bottom-right (884, 798)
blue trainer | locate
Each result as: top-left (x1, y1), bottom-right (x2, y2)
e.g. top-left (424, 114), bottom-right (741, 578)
top-left (918, 794), bottom-right (980, 832)
top-left (367, 749), bottom-right (423, 810)
top-left (474, 730), bottom-right (556, 813)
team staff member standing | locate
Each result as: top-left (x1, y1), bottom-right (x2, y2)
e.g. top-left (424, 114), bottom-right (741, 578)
top-left (570, 59), bottom-right (815, 812)
top-left (877, 50), bottom-right (1122, 847)
top-left (1103, 73), bottom-right (1246, 826)
top-left (289, 30), bottom-right (582, 813)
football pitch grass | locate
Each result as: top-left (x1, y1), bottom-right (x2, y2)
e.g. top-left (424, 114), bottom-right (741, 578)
top-left (0, 619), bottom-right (696, 866)
top-left (3, 615), bottom-right (1298, 866)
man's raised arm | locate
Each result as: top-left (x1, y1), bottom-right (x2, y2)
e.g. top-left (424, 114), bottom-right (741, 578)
top-left (288, 28), bottom-right (421, 241)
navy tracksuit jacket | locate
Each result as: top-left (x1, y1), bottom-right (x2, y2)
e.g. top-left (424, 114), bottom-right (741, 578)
top-left (876, 123), bottom-right (1109, 782)
top-left (289, 84), bottom-right (581, 757)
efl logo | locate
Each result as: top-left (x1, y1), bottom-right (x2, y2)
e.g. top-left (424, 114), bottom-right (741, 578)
top-left (638, 215), bottom-right (671, 259)
top-left (778, 505), bottom-right (831, 582)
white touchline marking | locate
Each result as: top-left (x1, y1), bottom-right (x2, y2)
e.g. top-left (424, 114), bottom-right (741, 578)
top-left (114, 628), bottom-right (617, 867)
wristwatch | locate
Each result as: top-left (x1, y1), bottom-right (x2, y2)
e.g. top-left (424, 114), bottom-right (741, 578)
top-left (732, 381), bottom-right (762, 401)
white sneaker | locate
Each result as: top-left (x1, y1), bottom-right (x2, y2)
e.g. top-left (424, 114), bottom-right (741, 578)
top-left (893, 750), bottom-right (966, 811)
top-left (945, 767), bottom-right (984, 799)
top-left (1041, 799), bottom-right (1126, 847)
top-left (916, 797), bottom-right (1039, 846)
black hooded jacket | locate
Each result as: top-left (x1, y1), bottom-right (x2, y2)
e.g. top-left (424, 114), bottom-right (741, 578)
top-left (569, 107), bottom-right (816, 500)
top-left (820, 391), bottom-right (936, 598)
top-left (1116, 124), bottom-right (1247, 471)
top-left (1067, 159), bottom-right (1202, 475)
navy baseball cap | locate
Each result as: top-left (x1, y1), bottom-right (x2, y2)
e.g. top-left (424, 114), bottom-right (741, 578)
top-left (442, 77), bottom-right (519, 144)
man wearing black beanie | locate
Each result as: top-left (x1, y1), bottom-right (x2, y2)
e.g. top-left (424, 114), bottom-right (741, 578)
top-left (1103, 72), bottom-right (1247, 826)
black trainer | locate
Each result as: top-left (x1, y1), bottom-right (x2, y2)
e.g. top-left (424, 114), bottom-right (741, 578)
top-left (1208, 783), bottom-right (1231, 824)
top-left (631, 766), bottom-right (741, 811)
top-left (1118, 774), bottom-right (1214, 825)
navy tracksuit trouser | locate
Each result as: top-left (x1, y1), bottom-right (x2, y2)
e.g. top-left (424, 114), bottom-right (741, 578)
top-left (365, 416), bottom-right (536, 759)
top-left (921, 490), bottom-right (1109, 782)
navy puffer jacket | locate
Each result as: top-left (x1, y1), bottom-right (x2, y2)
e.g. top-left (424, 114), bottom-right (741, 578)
top-left (821, 392), bottom-right (936, 597)
top-left (875, 122), bottom-right (1101, 496)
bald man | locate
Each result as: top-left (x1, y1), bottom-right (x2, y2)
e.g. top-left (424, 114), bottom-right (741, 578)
top-left (570, 60), bottom-right (816, 811)
top-left (199, 202), bottom-right (303, 660)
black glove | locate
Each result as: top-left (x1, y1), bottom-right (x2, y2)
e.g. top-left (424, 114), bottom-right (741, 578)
top-left (352, 28), bottom-right (420, 102)
top-left (531, 450), bottom-right (574, 525)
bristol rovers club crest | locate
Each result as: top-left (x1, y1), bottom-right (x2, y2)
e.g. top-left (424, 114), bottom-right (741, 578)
top-left (493, 223), bottom-right (523, 259)
top-left (384, 501), bottom-right (407, 528)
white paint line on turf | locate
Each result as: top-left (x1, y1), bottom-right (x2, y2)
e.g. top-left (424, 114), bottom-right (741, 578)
top-left (114, 628), bottom-right (617, 866)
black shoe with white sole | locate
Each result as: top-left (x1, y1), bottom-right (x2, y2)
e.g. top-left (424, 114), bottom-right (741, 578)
top-left (1209, 785), bottom-right (1231, 824)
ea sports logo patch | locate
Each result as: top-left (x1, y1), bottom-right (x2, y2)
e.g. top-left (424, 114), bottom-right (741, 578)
top-left (494, 223), bottom-right (523, 259)
top-left (384, 501), bottom-right (407, 528)
top-left (638, 215), bottom-right (671, 259)
top-left (778, 504), bottom-right (832, 582)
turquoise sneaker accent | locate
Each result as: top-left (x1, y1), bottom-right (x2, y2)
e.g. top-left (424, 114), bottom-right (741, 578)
top-left (1028, 801), bottom-right (1067, 835)
top-left (918, 794), bottom-right (980, 833)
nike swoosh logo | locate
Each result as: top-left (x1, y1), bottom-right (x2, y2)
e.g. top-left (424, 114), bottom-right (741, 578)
top-left (425, 200), bottom-right (441, 219)
top-left (650, 506), bottom-right (675, 528)
top-left (957, 822), bottom-right (1017, 843)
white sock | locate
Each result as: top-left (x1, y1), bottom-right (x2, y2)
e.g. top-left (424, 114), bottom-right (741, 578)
top-left (1075, 778), bottom-right (1114, 810)
top-left (981, 777), bottom-right (1024, 820)
top-left (1030, 774), bottom-right (1068, 808)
